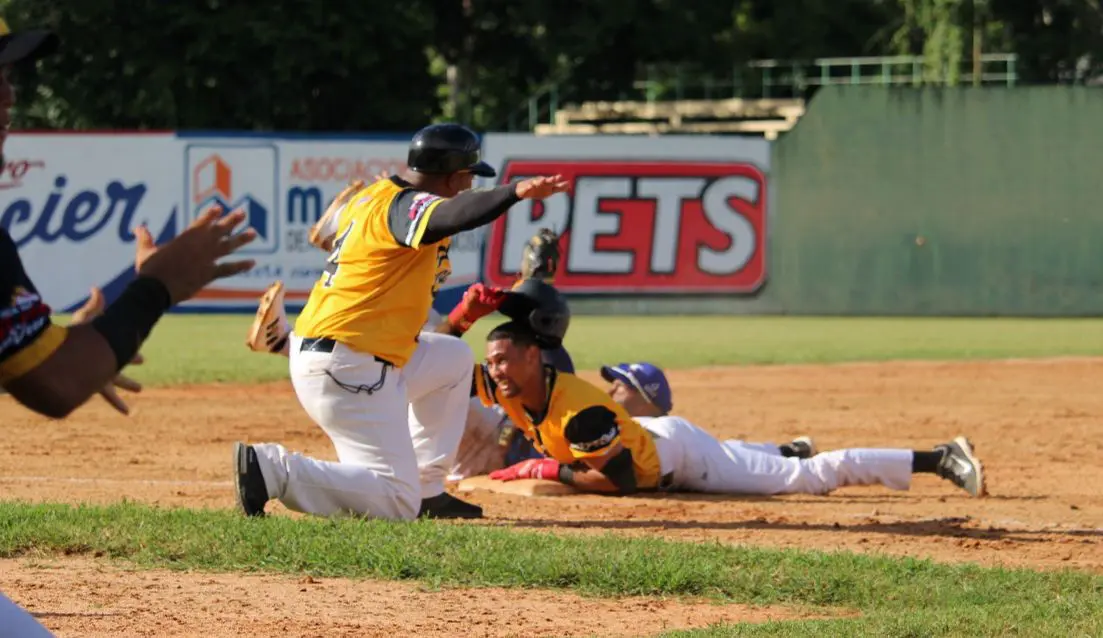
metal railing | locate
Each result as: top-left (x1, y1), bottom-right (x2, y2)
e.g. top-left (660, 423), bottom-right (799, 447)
top-left (746, 54), bottom-right (1018, 98)
top-left (504, 54), bottom-right (1019, 131)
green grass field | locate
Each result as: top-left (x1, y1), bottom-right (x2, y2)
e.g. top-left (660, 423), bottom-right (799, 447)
top-left (11, 313), bottom-right (1103, 635)
top-left (2, 501), bottom-right (1101, 636)
top-left (119, 313), bottom-right (1103, 385)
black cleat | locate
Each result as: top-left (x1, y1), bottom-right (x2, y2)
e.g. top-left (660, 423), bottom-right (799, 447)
top-left (418, 492), bottom-right (483, 519)
top-left (935, 436), bottom-right (987, 497)
top-left (233, 442), bottom-right (270, 517)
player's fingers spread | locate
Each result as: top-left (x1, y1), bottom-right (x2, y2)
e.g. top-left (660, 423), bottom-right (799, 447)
top-left (113, 374), bottom-right (142, 393)
top-left (213, 259), bottom-right (257, 280)
top-left (192, 205), bottom-right (223, 228)
top-left (100, 387), bottom-right (130, 415)
top-left (89, 287), bottom-right (105, 309)
top-left (135, 224), bottom-right (155, 249)
top-left (220, 229), bottom-right (257, 255)
top-left (213, 209), bottom-right (247, 234)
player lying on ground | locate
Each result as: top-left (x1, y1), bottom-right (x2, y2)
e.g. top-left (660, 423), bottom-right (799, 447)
top-left (474, 320), bottom-right (987, 497)
top-left (431, 278), bottom-right (819, 481)
top-left (232, 124), bottom-right (571, 522)
top-left (451, 362), bottom-right (818, 481)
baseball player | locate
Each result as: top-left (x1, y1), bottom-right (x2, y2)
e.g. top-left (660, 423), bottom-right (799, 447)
top-left (600, 361), bottom-right (817, 458)
top-left (476, 320), bottom-right (987, 498)
top-left (232, 124), bottom-right (570, 522)
top-left (0, 19), bottom-right (259, 637)
top-left (245, 207), bottom-right (572, 483)
top-left (450, 360), bottom-right (819, 481)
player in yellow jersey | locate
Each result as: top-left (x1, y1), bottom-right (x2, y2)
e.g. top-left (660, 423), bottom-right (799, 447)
top-left (233, 124), bottom-right (569, 521)
top-left (474, 320), bottom-right (664, 493)
top-left (476, 320), bottom-right (986, 497)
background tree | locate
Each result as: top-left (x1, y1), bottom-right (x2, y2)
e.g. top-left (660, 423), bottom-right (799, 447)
top-left (4, 0), bottom-right (440, 131)
top-left (3, 0), bottom-right (1100, 133)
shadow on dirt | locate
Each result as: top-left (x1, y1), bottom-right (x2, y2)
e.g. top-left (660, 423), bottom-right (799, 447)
top-left (484, 516), bottom-right (1103, 542)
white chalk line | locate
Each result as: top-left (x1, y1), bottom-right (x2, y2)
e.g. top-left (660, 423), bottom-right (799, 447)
top-left (0, 476), bottom-right (231, 488)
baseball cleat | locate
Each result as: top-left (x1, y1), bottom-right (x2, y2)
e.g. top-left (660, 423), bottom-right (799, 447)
top-left (234, 442), bottom-right (271, 517)
top-left (418, 492), bottom-right (484, 519)
top-left (789, 436), bottom-right (818, 459)
top-left (245, 280), bottom-right (290, 354)
top-left (935, 436), bottom-right (987, 497)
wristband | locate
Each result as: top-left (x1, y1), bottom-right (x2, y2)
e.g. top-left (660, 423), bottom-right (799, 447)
top-left (557, 464), bottom-right (575, 485)
top-left (446, 305), bottom-right (474, 335)
top-left (90, 276), bottom-right (172, 371)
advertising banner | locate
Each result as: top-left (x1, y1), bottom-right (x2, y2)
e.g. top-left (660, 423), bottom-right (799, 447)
top-left (3, 131), bottom-right (773, 317)
top-left (479, 134), bottom-right (771, 295)
top-left (177, 134), bottom-right (410, 310)
top-left (2, 132), bottom-right (485, 314)
top-left (1, 132), bottom-right (181, 313)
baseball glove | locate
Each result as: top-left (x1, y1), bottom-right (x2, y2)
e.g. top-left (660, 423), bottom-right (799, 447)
top-left (519, 228), bottom-right (561, 282)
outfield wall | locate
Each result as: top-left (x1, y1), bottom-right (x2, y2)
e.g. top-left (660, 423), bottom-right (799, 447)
top-left (4, 87), bottom-right (1099, 317)
top-left (769, 85), bottom-right (1103, 317)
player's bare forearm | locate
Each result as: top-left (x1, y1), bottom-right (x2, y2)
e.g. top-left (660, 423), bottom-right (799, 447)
top-left (433, 317), bottom-right (465, 337)
top-left (3, 325), bottom-right (124, 418)
top-left (572, 448), bottom-right (639, 495)
top-left (559, 467), bottom-right (627, 494)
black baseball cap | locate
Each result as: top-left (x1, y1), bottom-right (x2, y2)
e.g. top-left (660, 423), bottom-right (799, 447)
top-left (0, 18), bottom-right (58, 66)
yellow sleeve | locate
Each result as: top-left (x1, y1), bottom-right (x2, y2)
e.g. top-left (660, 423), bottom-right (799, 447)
top-left (0, 323), bottom-right (67, 384)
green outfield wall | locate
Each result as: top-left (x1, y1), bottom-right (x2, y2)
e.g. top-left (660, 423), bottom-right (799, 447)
top-left (765, 85), bottom-right (1103, 316)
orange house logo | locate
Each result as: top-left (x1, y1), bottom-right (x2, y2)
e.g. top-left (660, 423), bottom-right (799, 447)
top-left (191, 154), bottom-right (272, 245)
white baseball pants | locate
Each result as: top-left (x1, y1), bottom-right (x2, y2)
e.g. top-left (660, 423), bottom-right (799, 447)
top-left (639, 416), bottom-right (912, 495)
top-left (0, 592), bottom-right (54, 637)
top-left (448, 398), bottom-right (511, 481)
top-left (252, 331), bottom-right (474, 521)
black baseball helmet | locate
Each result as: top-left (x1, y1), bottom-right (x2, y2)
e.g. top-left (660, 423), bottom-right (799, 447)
top-left (407, 123), bottom-right (496, 178)
top-left (499, 279), bottom-right (571, 350)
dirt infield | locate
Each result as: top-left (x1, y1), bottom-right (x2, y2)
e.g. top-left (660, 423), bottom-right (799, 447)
top-left (3, 359), bottom-right (1102, 635)
top-left (4, 557), bottom-right (843, 637)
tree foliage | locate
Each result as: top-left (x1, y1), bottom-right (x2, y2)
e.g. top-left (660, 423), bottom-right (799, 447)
top-left (5, 0), bottom-right (439, 131)
top-left (2, 0), bottom-right (1100, 133)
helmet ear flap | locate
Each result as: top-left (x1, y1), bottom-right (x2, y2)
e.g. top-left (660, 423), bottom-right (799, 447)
top-left (499, 278), bottom-right (571, 349)
top-left (528, 307), bottom-right (569, 350)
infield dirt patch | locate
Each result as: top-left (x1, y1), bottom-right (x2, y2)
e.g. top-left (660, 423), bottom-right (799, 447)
top-left (4, 557), bottom-right (837, 637)
top-left (2, 359), bottom-right (1102, 634)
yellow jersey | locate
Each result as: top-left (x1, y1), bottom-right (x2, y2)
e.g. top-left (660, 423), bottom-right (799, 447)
top-left (294, 177), bottom-right (452, 367)
top-left (474, 365), bottom-right (663, 489)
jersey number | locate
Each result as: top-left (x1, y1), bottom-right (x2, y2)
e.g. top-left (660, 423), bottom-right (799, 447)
top-left (322, 222), bottom-right (355, 288)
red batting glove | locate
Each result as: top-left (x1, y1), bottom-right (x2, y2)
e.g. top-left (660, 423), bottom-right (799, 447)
top-left (489, 458), bottom-right (562, 482)
top-left (447, 283), bottom-right (506, 334)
